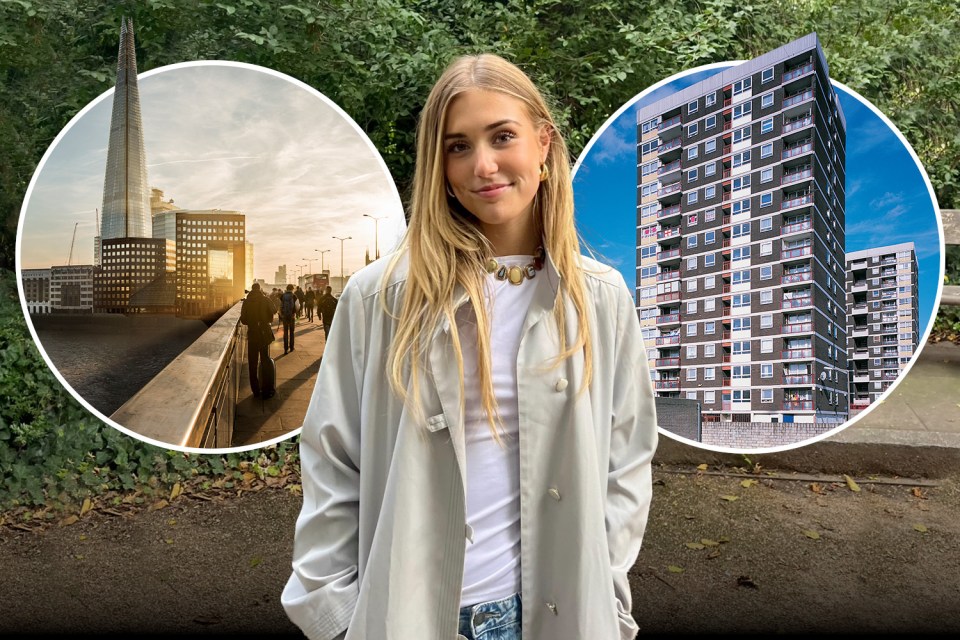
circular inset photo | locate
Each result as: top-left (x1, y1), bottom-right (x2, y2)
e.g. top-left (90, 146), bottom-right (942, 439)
top-left (15, 23), bottom-right (405, 454)
top-left (573, 33), bottom-right (942, 453)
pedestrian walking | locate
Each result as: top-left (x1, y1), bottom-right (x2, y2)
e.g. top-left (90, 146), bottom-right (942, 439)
top-left (280, 284), bottom-right (298, 354)
top-left (282, 54), bottom-right (658, 640)
top-left (238, 283), bottom-right (276, 398)
top-left (295, 285), bottom-right (306, 320)
top-left (305, 287), bottom-right (316, 322)
top-left (316, 286), bottom-right (337, 341)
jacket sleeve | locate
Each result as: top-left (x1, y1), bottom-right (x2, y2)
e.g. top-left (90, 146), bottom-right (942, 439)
top-left (281, 280), bottom-right (365, 640)
top-left (606, 276), bottom-right (659, 640)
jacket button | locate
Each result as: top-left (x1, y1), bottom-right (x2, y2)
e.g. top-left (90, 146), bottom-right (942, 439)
top-left (546, 601), bottom-right (558, 615)
top-left (548, 487), bottom-right (561, 501)
top-left (554, 378), bottom-right (568, 391)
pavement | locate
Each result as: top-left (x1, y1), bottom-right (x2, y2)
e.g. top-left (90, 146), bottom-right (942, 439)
top-left (1, 339), bottom-right (959, 637)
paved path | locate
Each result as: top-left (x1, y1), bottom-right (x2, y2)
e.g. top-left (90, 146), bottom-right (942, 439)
top-left (233, 317), bottom-right (327, 447)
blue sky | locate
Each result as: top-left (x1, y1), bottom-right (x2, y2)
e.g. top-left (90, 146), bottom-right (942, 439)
top-left (572, 64), bottom-right (942, 338)
top-left (18, 62), bottom-right (406, 282)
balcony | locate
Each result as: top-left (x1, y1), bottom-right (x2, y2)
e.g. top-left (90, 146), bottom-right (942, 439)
top-left (784, 400), bottom-right (814, 411)
top-left (655, 334), bottom-right (680, 346)
top-left (657, 227), bottom-right (681, 240)
top-left (852, 372), bottom-right (870, 382)
top-left (782, 115), bottom-right (814, 134)
top-left (655, 357), bottom-right (680, 367)
top-left (782, 246), bottom-right (812, 260)
top-left (657, 248), bottom-right (681, 261)
top-left (657, 182), bottom-right (682, 197)
top-left (783, 322), bottom-right (812, 334)
top-left (783, 88), bottom-right (815, 108)
top-left (781, 271), bottom-right (812, 285)
top-left (657, 160), bottom-right (681, 176)
top-left (783, 62), bottom-right (814, 83)
top-left (781, 193), bottom-right (814, 210)
top-left (882, 371), bottom-right (900, 380)
top-left (850, 349), bottom-right (869, 359)
top-left (782, 140), bottom-right (813, 160)
top-left (658, 137), bottom-right (682, 154)
top-left (657, 270), bottom-right (680, 282)
top-left (851, 303), bottom-right (868, 313)
top-left (851, 280), bottom-right (868, 291)
top-left (658, 114), bottom-right (682, 131)
top-left (850, 399), bottom-right (871, 410)
top-left (781, 166), bottom-right (813, 185)
top-left (655, 380), bottom-right (680, 390)
top-left (782, 348), bottom-right (813, 359)
top-left (783, 375), bottom-right (812, 385)
top-left (656, 291), bottom-right (681, 303)
top-left (656, 313), bottom-right (680, 325)
top-left (851, 260), bottom-right (868, 270)
top-left (657, 204), bottom-right (681, 219)
top-left (782, 219), bottom-right (813, 235)
top-left (851, 326), bottom-right (868, 336)
top-left (781, 297), bottom-right (812, 309)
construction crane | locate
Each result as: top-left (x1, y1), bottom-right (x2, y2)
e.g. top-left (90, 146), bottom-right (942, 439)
top-left (67, 222), bottom-right (78, 266)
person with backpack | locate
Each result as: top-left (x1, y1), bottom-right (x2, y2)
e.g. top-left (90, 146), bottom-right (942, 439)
top-left (280, 284), bottom-right (298, 354)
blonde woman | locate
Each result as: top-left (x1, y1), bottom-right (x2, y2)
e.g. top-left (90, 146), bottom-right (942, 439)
top-left (282, 54), bottom-right (658, 640)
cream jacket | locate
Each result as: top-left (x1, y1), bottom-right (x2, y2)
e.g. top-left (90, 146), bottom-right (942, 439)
top-left (281, 252), bottom-right (658, 640)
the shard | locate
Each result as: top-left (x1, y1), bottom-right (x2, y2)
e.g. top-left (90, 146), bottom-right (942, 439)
top-left (99, 17), bottom-right (151, 240)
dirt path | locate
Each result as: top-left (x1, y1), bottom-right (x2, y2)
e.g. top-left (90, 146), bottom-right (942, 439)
top-left (2, 465), bottom-right (959, 636)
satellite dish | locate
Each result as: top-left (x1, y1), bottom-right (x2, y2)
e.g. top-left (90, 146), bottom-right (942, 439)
top-left (819, 371), bottom-right (827, 382)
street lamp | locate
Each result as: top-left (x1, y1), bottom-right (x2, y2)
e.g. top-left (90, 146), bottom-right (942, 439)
top-left (364, 214), bottom-right (387, 260)
top-left (315, 248), bottom-right (330, 274)
top-left (332, 235), bottom-right (352, 295)
top-left (302, 257), bottom-right (315, 277)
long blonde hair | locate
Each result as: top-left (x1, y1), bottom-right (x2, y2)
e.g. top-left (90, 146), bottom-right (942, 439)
top-left (385, 53), bottom-right (593, 438)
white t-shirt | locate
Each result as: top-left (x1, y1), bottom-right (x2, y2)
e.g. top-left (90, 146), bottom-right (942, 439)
top-left (457, 256), bottom-right (539, 607)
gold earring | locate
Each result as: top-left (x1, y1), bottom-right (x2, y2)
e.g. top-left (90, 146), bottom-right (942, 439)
top-left (539, 162), bottom-right (550, 182)
top-left (446, 183), bottom-right (456, 198)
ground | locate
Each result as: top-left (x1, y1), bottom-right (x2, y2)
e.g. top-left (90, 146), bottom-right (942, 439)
top-left (2, 462), bottom-right (959, 637)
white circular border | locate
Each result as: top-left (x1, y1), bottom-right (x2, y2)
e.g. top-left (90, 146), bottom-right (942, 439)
top-left (572, 61), bottom-right (946, 455)
top-left (14, 60), bottom-right (403, 455)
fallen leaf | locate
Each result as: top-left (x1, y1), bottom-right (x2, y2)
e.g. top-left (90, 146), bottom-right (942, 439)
top-left (700, 539), bottom-right (720, 547)
top-left (170, 482), bottom-right (182, 501)
top-left (685, 542), bottom-right (706, 550)
top-left (250, 556), bottom-right (263, 568)
top-left (844, 475), bottom-right (861, 492)
top-left (149, 499), bottom-right (169, 511)
top-left (167, 518), bottom-right (177, 526)
top-left (718, 536), bottom-right (731, 543)
top-left (79, 498), bottom-right (93, 517)
top-left (78, 534), bottom-right (87, 541)
top-left (667, 565), bottom-right (684, 574)
top-left (720, 495), bottom-right (739, 502)
top-left (740, 479), bottom-right (758, 488)
top-left (707, 549), bottom-right (721, 559)
top-left (911, 487), bottom-right (927, 500)
top-left (810, 482), bottom-right (824, 494)
top-left (59, 515), bottom-right (79, 526)
top-left (914, 524), bottom-right (928, 533)
top-left (164, 538), bottom-right (174, 544)
top-left (696, 464), bottom-right (708, 471)
top-left (803, 530), bottom-right (821, 540)
top-left (242, 472), bottom-right (256, 483)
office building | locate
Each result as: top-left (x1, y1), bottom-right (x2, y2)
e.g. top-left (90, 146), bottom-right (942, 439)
top-left (50, 265), bottom-right (95, 313)
top-left (636, 33), bottom-right (848, 426)
top-left (174, 210), bottom-right (246, 317)
top-left (94, 238), bottom-right (175, 313)
top-left (21, 268), bottom-right (51, 315)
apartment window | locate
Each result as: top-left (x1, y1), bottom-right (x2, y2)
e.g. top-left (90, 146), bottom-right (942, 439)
top-left (760, 265), bottom-right (773, 280)
top-left (761, 363), bottom-right (773, 378)
top-left (732, 150), bottom-right (751, 167)
top-left (760, 290), bottom-right (773, 304)
top-left (704, 162), bottom-right (716, 177)
top-left (686, 367), bottom-right (697, 381)
top-left (686, 344), bottom-right (697, 358)
top-left (760, 142), bottom-right (773, 158)
top-left (761, 92), bottom-right (774, 108)
top-left (760, 193), bottom-right (773, 207)
top-left (688, 99), bottom-right (699, 115)
top-left (640, 245), bottom-right (656, 259)
top-left (732, 341), bottom-right (751, 354)
top-left (761, 118), bottom-right (774, 134)
top-left (686, 391), bottom-right (697, 401)
top-left (732, 365), bottom-right (750, 379)
top-left (732, 199), bottom-right (750, 215)
top-left (641, 139), bottom-right (659, 155)
top-left (705, 299), bottom-right (715, 312)
top-left (733, 78), bottom-right (751, 95)
top-left (732, 269), bottom-right (751, 285)
top-left (760, 217), bottom-right (772, 232)
top-left (705, 185), bottom-right (716, 199)
top-left (705, 275), bottom-right (716, 289)
top-left (641, 117), bottom-right (660, 134)
top-left (640, 266), bottom-right (657, 279)
top-left (732, 317), bottom-right (751, 331)
top-left (732, 222), bottom-right (750, 238)
top-left (761, 338), bottom-right (773, 353)
top-left (705, 92), bottom-right (717, 107)
top-left (761, 389), bottom-right (774, 403)
top-left (732, 175), bottom-right (751, 191)
top-left (732, 293), bottom-right (751, 308)
top-left (704, 389), bottom-right (716, 403)
top-left (733, 102), bottom-right (752, 120)
top-left (705, 138), bottom-right (717, 154)
top-left (687, 213), bottom-right (698, 226)
top-left (641, 182), bottom-right (659, 198)
top-left (760, 241), bottom-right (772, 255)
top-left (640, 203), bottom-right (658, 218)
top-left (704, 208), bottom-right (716, 221)
top-left (688, 235), bottom-right (698, 248)
top-left (687, 322), bottom-right (697, 336)
top-left (704, 253), bottom-right (716, 267)
top-left (705, 230), bottom-right (716, 244)
top-left (760, 167), bottom-right (773, 183)
top-left (705, 344), bottom-right (716, 357)
top-left (687, 168), bottom-right (698, 182)
top-left (733, 389), bottom-right (752, 402)
top-left (686, 279), bottom-right (698, 292)
top-left (641, 161), bottom-right (659, 177)
top-left (733, 125), bottom-right (751, 144)
top-left (688, 146), bottom-right (699, 160)
top-left (706, 114), bottom-right (717, 130)
top-left (761, 67), bottom-right (774, 83)
top-left (687, 257), bottom-right (697, 271)
top-left (688, 122), bottom-right (699, 137)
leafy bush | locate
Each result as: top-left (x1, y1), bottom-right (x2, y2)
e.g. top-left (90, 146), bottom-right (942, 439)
top-left (0, 270), bottom-right (298, 512)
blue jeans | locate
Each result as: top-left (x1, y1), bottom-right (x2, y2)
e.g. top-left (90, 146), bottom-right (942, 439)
top-left (457, 593), bottom-right (521, 640)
